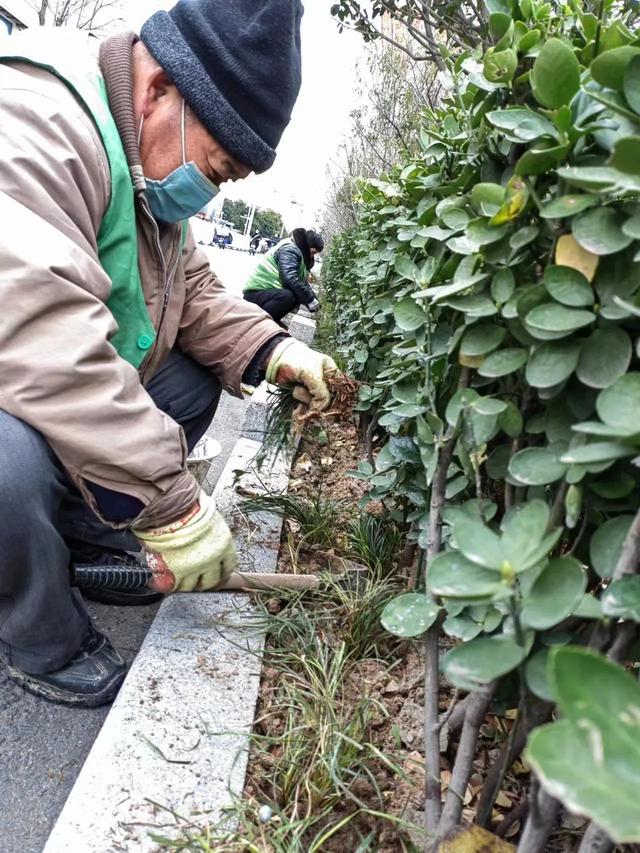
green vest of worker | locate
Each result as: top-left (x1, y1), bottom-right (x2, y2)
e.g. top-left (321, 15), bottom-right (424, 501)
top-left (0, 33), bottom-right (157, 369)
top-left (244, 238), bottom-right (308, 292)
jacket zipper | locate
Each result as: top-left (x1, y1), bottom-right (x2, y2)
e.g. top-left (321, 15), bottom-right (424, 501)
top-left (138, 195), bottom-right (173, 382)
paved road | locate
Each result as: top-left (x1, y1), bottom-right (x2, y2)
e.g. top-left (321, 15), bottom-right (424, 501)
top-left (0, 248), bottom-right (263, 853)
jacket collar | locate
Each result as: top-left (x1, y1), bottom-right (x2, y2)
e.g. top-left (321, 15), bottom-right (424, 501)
top-left (99, 31), bottom-right (146, 193)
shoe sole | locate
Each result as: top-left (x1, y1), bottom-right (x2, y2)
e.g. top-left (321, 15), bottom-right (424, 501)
top-left (6, 665), bottom-right (127, 708)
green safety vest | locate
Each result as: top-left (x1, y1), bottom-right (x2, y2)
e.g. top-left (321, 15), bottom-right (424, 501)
top-left (0, 33), bottom-right (157, 369)
top-left (244, 239), bottom-right (308, 293)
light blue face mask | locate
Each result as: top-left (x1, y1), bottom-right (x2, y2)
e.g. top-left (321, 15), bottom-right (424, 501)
top-left (139, 100), bottom-right (220, 223)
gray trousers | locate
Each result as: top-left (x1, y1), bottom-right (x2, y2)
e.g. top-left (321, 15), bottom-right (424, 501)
top-left (0, 350), bottom-right (221, 674)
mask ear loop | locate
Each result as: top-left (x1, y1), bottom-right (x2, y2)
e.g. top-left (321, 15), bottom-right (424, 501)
top-left (181, 99), bottom-right (187, 167)
top-left (137, 113), bottom-right (144, 147)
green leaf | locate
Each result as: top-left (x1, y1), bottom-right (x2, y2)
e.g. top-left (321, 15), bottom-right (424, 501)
top-left (515, 142), bottom-right (570, 177)
top-left (543, 265), bottom-right (594, 307)
top-left (442, 635), bottom-right (528, 691)
top-left (509, 447), bottom-right (567, 485)
top-left (531, 38), bottom-right (580, 109)
top-left (572, 421), bottom-right (638, 438)
top-left (445, 387), bottom-right (479, 426)
top-left (509, 225), bottom-right (539, 250)
top-left (467, 220), bottom-right (511, 247)
top-left (490, 11), bottom-right (513, 44)
top-left (590, 515), bottom-right (633, 578)
top-left (391, 380), bottom-right (421, 404)
top-left (560, 442), bottom-right (635, 464)
top-left (491, 269), bottom-right (515, 303)
top-left (623, 53), bottom-right (640, 114)
top-left (453, 518), bottom-right (503, 570)
top-left (576, 327), bottom-right (632, 389)
top-left (525, 340), bottom-right (581, 389)
top-left (394, 254), bottom-right (419, 280)
top-left (381, 593), bottom-right (440, 638)
top-left (591, 45), bottom-right (640, 91)
top-left (441, 207), bottom-right (470, 230)
top-left (484, 47), bottom-right (518, 83)
top-left (527, 647), bottom-right (640, 843)
top-left (610, 136), bottom-right (640, 175)
top-left (572, 208), bottom-right (634, 256)
top-left (557, 165), bottom-right (640, 192)
top-left (486, 108), bottom-right (557, 141)
top-left (521, 557), bottom-right (586, 629)
top-left (472, 396), bottom-right (508, 416)
top-left (602, 576), bottom-right (640, 621)
top-left (597, 373), bottom-right (640, 431)
top-left (471, 183), bottom-right (505, 217)
top-left (525, 649), bottom-right (554, 701)
top-left (499, 401), bottom-right (524, 437)
top-left (393, 297), bottom-right (425, 331)
top-left (573, 594), bottom-right (603, 619)
top-left (460, 322), bottom-right (506, 356)
top-left (622, 214), bottom-right (640, 239)
top-left (540, 194), bottom-right (599, 219)
top-left (525, 303), bottom-right (595, 334)
top-left (500, 500), bottom-right (562, 573)
top-left (443, 613), bottom-right (482, 642)
top-left (590, 470), bottom-right (635, 499)
top-left (428, 550), bottom-right (509, 599)
top-left (478, 347), bottom-right (528, 378)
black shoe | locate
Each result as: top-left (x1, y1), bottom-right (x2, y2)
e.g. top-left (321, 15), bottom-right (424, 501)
top-left (68, 540), bottom-right (163, 607)
top-left (6, 624), bottom-right (127, 708)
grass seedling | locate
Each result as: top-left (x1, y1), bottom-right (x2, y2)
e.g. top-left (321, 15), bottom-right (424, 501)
top-left (346, 513), bottom-right (403, 576)
top-left (241, 491), bottom-right (348, 550)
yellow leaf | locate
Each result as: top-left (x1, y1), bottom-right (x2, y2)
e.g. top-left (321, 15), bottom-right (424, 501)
top-left (490, 177), bottom-right (530, 225)
top-left (555, 233), bottom-right (599, 282)
top-left (437, 824), bottom-right (516, 852)
top-left (459, 353), bottom-right (485, 368)
top-left (495, 790), bottom-right (513, 807)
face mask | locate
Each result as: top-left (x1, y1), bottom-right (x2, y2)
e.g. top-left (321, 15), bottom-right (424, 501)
top-left (139, 100), bottom-right (220, 223)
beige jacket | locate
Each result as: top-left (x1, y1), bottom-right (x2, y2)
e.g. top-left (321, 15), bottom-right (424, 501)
top-left (0, 31), bottom-right (283, 528)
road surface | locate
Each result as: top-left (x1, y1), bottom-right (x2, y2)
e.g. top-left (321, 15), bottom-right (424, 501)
top-left (0, 246), bottom-right (267, 853)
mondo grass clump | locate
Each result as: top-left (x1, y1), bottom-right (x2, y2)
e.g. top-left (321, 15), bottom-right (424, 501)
top-left (258, 371), bottom-right (361, 465)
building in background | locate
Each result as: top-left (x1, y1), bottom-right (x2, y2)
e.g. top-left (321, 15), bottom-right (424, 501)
top-left (0, 3), bottom-right (27, 34)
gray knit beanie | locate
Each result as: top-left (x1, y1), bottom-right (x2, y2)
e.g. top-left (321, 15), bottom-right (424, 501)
top-left (140, 0), bottom-right (304, 173)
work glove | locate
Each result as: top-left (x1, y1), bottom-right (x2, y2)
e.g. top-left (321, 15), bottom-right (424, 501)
top-left (308, 298), bottom-right (320, 313)
top-left (133, 492), bottom-right (237, 593)
top-left (266, 339), bottom-right (337, 413)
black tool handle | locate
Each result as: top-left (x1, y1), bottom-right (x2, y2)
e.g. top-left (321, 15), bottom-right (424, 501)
top-left (72, 564), bottom-right (153, 591)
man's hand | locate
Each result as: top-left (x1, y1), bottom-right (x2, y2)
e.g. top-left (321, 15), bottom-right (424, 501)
top-left (133, 492), bottom-right (237, 593)
top-left (266, 339), bottom-right (337, 413)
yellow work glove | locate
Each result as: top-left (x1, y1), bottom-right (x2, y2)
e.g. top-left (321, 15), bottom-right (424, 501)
top-left (266, 339), bottom-right (337, 413)
top-left (133, 492), bottom-right (237, 593)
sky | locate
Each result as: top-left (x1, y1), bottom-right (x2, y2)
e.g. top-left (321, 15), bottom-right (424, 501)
top-left (123, 1), bottom-right (364, 228)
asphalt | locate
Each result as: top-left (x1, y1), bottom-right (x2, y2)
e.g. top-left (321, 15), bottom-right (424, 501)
top-left (0, 247), bottom-right (272, 853)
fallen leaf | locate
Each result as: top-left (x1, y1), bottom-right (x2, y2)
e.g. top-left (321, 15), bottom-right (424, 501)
top-left (495, 790), bottom-right (513, 808)
top-left (436, 824), bottom-right (516, 852)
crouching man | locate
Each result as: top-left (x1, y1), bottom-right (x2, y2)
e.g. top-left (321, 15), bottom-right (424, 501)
top-left (244, 228), bottom-right (323, 323)
top-left (0, 0), bottom-right (335, 707)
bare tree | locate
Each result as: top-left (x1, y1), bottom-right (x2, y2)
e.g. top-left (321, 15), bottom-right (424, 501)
top-left (330, 0), bottom-right (487, 69)
top-left (31, 0), bottom-right (123, 32)
top-left (321, 40), bottom-right (439, 241)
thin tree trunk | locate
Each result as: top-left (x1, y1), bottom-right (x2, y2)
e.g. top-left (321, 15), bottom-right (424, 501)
top-left (577, 825), bottom-right (614, 853)
top-left (37, 0), bottom-right (49, 25)
top-left (517, 785), bottom-right (560, 852)
top-left (438, 682), bottom-right (496, 835)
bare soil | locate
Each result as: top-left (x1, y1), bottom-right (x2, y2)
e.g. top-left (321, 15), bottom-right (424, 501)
top-left (236, 420), bottom-right (552, 851)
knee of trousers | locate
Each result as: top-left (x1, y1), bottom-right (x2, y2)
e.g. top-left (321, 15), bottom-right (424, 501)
top-left (0, 411), bottom-right (63, 510)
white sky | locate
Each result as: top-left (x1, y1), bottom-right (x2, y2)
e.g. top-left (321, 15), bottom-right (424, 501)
top-left (123, 1), bottom-right (364, 228)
